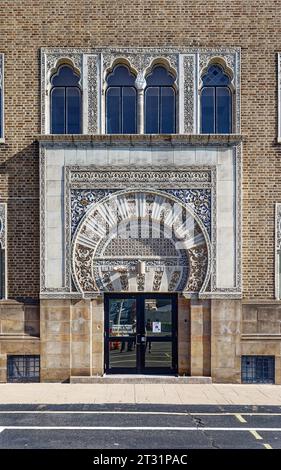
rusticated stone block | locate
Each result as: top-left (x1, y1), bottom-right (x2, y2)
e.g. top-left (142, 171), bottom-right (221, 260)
top-left (258, 320), bottom-right (279, 334)
top-left (0, 369), bottom-right (7, 383)
top-left (0, 354), bottom-right (6, 368)
top-left (40, 368), bottom-right (70, 383)
top-left (212, 367), bottom-right (241, 384)
top-left (242, 321), bottom-right (258, 334)
top-left (242, 306), bottom-right (258, 322)
top-left (257, 309), bottom-right (279, 322)
top-left (1, 320), bottom-right (25, 334)
top-left (71, 367), bottom-right (91, 377)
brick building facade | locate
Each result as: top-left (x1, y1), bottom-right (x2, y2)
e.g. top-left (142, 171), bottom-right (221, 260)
top-left (0, 1), bottom-right (281, 383)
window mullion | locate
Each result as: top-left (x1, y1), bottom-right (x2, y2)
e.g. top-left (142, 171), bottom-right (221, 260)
top-left (213, 86), bottom-right (215, 134)
top-left (159, 87), bottom-right (161, 134)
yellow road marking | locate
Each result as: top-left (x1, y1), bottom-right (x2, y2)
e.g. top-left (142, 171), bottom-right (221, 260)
top-left (263, 444), bottom-right (272, 449)
top-left (235, 413), bottom-right (247, 423)
top-left (250, 430), bottom-right (263, 440)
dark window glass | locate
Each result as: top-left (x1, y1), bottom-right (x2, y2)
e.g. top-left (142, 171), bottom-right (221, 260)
top-left (106, 87), bottom-right (120, 134)
top-left (50, 65), bottom-right (81, 134)
top-left (51, 88), bottom-right (65, 134)
top-left (107, 65), bottom-right (136, 86)
top-left (66, 88), bottom-right (81, 134)
top-left (51, 65), bottom-right (80, 86)
top-left (146, 66), bottom-right (175, 86)
top-left (201, 88), bottom-right (215, 133)
top-left (145, 66), bottom-right (176, 134)
top-left (216, 87), bottom-right (231, 134)
top-left (106, 65), bottom-right (137, 134)
top-left (241, 356), bottom-right (275, 384)
top-left (201, 65), bottom-right (232, 134)
top-left (122, 87), bottom-right (137, 133)
top-left (145, 87), bottom-right (159, 134)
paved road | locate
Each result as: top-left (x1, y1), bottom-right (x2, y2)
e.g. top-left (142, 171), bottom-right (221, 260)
top-left (0, 404), bottom-right (280, 449)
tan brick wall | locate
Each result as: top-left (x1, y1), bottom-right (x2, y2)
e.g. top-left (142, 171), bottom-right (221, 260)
top-left (0, 1), bottom-right (280, 301)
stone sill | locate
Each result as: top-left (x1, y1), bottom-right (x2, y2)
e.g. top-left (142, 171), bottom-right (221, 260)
top-left (241, 334), bottom-right (281, 341)
top-left (36, 133), bottom-right (243, 147)
top-left (0, 138), bottom-right (5, 144)
top-left (0, 299), bottom-right (24, 305)
top-left (0, 334), bottom-right (39, 340)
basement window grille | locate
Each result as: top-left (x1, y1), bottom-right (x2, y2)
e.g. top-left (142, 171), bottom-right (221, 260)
top-left (241, 355), bottom-right (275, 384)
top-left (7, 355), bottom-right (40, 383)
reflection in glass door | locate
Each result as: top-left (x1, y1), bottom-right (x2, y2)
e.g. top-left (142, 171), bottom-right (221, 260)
top-left (105, 294), bottom-right (177, 374)
top-left (144, 298), bottom-right (173, 371)
top-left (107, 297), bottom-right (137, 372)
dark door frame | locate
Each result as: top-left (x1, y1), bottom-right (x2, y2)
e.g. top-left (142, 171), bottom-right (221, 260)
top-left (104, 293), bottom-right (178, 375)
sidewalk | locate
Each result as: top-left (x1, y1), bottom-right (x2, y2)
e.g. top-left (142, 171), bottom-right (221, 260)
top-left (1, 383), bottom-right (281, 405)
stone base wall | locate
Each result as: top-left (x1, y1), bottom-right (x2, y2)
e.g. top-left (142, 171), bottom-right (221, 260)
top-left (211, 299), bottom-right (241, 383)
top-left (40, 298), bottom-right (104, 382)
top-left (0, 300), bottom-right (40, 382)
top-left (1, 297), bottom-right (281, 384)
top-left (240, 302), bottom-right (281, 384)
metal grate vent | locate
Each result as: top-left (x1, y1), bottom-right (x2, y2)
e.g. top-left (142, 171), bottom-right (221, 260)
top-left (241, 355), bottom-right (275, 384)
top-left (7, 355), bottom-right (40, 383)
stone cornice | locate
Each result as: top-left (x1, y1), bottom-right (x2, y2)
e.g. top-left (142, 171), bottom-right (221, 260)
top-left (36, 134), bottom-right (243, 146)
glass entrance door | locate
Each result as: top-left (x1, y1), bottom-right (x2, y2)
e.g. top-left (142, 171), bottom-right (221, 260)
top-left (105, 294), bottom-right (177, 374)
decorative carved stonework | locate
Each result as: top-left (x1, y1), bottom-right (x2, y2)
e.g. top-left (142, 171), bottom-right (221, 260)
top-left (71, 187), bottom-right (211, 237)
top-left (183, 55), bottom-right (195, 133)
top-left (102, 51), bottom-right (178, 79)
top-left (70, 168), bottom-right (211, 185)
top-left (63, 165), bottom-right (214, 296)
top-left (46, 52), bottom-right (83, 76)
top-left (72, 190), bottom-right (210, 294)
top-left (199, 53), bottom-right (235, 75)
top-left (41, 46), bottom-right (240, 135)
top-left (275, 203), bottom-right (281, 299)
top-left (86, 54), bottom-right (99, 134)
top-left (276, 203), bottom-right (281, 251)
top-left (0, 203), bottom-right (7, 249)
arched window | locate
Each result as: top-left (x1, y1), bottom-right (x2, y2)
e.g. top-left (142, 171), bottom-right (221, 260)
top-left (145, 66), bottom-right (176, 134)
top-left (106, 65), bottom-right (137, 134)
top-left (201, 64), bottom-right (232, 134)
top-left (50, 65), bottom-right (82, 134)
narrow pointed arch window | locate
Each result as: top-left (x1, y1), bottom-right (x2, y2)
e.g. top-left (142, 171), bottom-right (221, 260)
top-left (145, 66), bottom-right (176, 134)
top-left (50, 65), bottom-right (82, 134)
top-left (201, 64), bottom-right (232, 134)
top-left (106, 65), bottom-right (137, 134)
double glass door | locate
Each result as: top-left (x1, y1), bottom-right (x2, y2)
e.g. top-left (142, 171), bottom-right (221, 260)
top-left (105, 294), bottom-right (177, 374)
